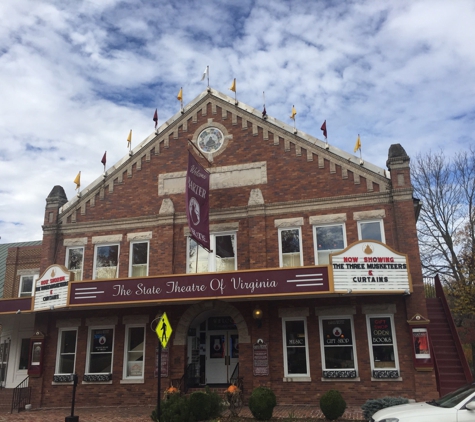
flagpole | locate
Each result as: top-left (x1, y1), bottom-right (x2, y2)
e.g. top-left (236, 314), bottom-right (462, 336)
top-left (207, 65), bottom-right (210, 88)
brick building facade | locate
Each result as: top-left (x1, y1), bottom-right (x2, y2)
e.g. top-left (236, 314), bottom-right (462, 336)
top-left (0, 89), bottom-right (441, 408)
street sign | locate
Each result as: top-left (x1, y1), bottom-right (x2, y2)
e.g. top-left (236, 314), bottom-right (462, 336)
top-left (155, 312), bottom-right (173, 348)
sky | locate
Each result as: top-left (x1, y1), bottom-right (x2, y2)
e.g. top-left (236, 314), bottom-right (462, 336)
top-left (1, 0), bottom-right (475, 243)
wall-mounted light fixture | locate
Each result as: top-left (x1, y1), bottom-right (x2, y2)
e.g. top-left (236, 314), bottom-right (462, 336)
top-left (253, 306), bottom-right (263, 328)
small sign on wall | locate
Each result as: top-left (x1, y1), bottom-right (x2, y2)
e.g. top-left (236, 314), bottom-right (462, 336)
top-left (34, 265), bottom-right (71, 311)
top-left (253, 340), bottom-right (269, 376)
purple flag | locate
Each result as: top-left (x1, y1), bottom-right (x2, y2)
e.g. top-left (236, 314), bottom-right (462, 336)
top-left (186, 152), bottom-right (210, 250)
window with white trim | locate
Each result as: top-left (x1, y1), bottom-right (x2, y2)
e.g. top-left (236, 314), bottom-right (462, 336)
top-left (366, 315), bottom-right (400, 379)
top-left (129, 242), bottom-right (149, 277)
top-left (282, 317), bottom-right (310, 377)
top-left (279, 228), bottom-right (303, 267)
top-left (66, 247), bottom-right (84, 281)
top-left (86, 327), bottom-right (114, 375)
top-left (319, 316), bottom-right (357, 378)
top-left (313, 223), bottom-right (346, 265)
top-left (187, 232), bottom-right (236, 273)
top-left (358, 220), bottom-right (385, 243)
top-left (55, 328), bottom-right (77, 375)
top-left (94, 244), bottom-right (119, 279)
top-left (19, 275), bottom-right (37, 297)
top-left (123, 325), bottom-right (145, 380)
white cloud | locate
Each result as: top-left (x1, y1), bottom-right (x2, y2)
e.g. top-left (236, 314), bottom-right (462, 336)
top-left (1, 0), bottom-right (475, 242)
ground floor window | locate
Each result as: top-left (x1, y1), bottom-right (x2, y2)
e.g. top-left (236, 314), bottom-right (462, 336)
top-left (123, 325), bottom-right (145, 380)
top-left (366, 315), bottom-right (400, 378)
top-left (282, 317), bottom-right (310, 377)
top-left (53, 329), bottom-right (77, 382)
top-left (319, 316), bottom-right (357, 378)
top-left (85, 327), bottom-right (114, 381)
top-left (18, 339), bottom-right (30, 370)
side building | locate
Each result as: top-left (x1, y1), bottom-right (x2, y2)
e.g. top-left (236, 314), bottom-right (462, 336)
top-left (1, 89), bottom-right (468, 409)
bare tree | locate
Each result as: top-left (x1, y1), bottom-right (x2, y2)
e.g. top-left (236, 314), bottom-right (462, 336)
top-left (411, 147), bottom-right (475, 371)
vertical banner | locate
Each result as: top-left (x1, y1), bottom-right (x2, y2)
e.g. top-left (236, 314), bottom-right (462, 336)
top-left (186, 152), bottom-right (210, 250)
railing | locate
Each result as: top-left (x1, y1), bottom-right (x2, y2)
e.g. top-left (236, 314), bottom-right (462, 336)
top-left (174, 363), bottom-right (196, 395)
top-left (230, 363), bottom-right (243, 395)
top-left (423, 277), bottom-right (436, 298)
top-left (11, 376), bottom-right (30, 413)
top-left (434, 275), bottom-right (473, 383)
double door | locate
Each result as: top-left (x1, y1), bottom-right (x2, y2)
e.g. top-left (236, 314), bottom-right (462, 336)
top-left (205, 331), bottom-right (238, 384)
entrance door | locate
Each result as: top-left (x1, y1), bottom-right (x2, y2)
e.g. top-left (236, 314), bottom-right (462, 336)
top-left (206, 331), bottom-right (238, 384)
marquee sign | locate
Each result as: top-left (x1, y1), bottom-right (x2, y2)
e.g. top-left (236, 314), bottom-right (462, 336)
top-left (34, 265), bottom-right (71, 311)
top-left (68, 266), bottom-right (330, 306)
top-left (331, 241), bottom-right (411, 292)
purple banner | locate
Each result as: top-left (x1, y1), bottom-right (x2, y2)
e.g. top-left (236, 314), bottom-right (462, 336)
top-left (68, 266), bottom-right (329, 306)
top-left (186, 152), bottom-right (210, 250)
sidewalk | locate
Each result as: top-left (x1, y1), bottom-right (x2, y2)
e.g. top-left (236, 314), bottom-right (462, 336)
top-left (0, 405), bottom-right (365, 421)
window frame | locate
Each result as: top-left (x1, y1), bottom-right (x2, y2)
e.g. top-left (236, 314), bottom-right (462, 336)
top-left (365, 314), bottom-right (400, 378)
top-left (281, 317), bottom-right (310, 378)
top-left (66, 246), bottom-right (85, 281)
top-left (93, 243), bottom-right (120, 280)
top-left (186, 231), bottom-right (237, 273)
top-left (319, 315), bottom-right (358, 378)
top-left (313, 223), bottom-right (347, 265)
top-left (85, 325), bottom-right (115, 376)
top-left (278, 227), bottom-right (303, 268)
top-left (129, 241), bottom-right (149, 277)
top-left (122, 324), bottom-right (146, 381)
top-left (19, 274), bottom-right (37, 297)
top-left (55, 328), bottom-right (78, 376)
top-left (357, 219), bottom-right (385, 243)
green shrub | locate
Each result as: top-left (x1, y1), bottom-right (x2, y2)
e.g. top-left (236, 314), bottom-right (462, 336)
top-left (361, 396), bottom-right (409, 420)
top-left (188, 388), bottom-right (224, 421)
top-left (151, 393), bottom-right (190, 422)
top-left (319, 390), bottom-right (346, 421)
top-left (248, 386), bottom-right (277, 420)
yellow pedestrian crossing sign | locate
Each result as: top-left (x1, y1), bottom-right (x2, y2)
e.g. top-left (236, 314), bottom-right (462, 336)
top-left (156, 312), bottom-right (172, 348)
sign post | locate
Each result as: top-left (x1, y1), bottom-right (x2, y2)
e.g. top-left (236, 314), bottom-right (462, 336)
top-left (154, 313), bottom-right (173, 421)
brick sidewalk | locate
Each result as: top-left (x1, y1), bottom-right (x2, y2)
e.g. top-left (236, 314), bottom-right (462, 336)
top-left (0, 405), bottom-right (365, 421)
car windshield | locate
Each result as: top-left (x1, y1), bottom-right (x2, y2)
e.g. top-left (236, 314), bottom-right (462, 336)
top-left (431, 384), bottom-right (475, 408)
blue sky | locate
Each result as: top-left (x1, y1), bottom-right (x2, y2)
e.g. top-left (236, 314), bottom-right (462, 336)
top-left (1, 0), bottom-right (475, 243)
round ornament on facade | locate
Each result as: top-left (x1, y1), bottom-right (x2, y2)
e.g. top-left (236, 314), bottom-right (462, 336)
top-left (197, 127), bottom-right (224, 154)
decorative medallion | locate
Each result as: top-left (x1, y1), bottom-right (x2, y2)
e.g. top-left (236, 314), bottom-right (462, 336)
top-left (197, 127), bottom-right (224, 154)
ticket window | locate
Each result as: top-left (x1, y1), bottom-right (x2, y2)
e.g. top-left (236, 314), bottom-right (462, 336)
top-left (28, 332), bottom-right (45, 377)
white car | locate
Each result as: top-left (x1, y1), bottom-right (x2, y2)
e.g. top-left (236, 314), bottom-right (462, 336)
top-left (371, 383), bottom-right (475, 422)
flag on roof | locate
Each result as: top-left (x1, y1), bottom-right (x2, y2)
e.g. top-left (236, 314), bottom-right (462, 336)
top-left (229, 78), bottom-right (236, 93)
top-left (262, 105), bottom-right (267, 118)
top-left (321, 120), bottom-right (327, 139)
top-left (201, 66), bottom-right (209, 81)
top-left (177, 87), bottom-right (183, 101)
top-left (354, 134), bottom-right (361, 152)
top-left (73, 171), bottom-right (81, 189)
top-left (290, 105), bottom-right (297, 120)
top-left (153, 109), bottom-right (158, 128)
top-left (127, 130), bottom-right (132, 146)
top-left (101, 151), bottom-right (106, 166)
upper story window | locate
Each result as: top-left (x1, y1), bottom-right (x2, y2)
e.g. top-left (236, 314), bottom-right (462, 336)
top-left (129, 241), bottom-right (149, 277)
top-left (19, 275), bottom-right (37, 297)
top-left (187, 233), bottom-right (236, 273)
top-left (319, 316), bottom-right (358, 379)
top-left (55, 328), bottom-right (78, 375)
top-left (282, 317), bottom-right (310, 378)
top-left (314, 224), bottom-right (346, 265)
top-left (94, 244), bottom-right (119, 279)
top-left (278, 228), bottom-right (303, 267)
top-left (358, 220), bottom-right (385, 243)
top-left (66, 247), bottom-right (84, 281)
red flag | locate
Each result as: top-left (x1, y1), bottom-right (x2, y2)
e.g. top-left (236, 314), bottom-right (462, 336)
top-left (153, 109), bottom-right (158, 128)
top-left (262, 106), bottom-right (267, 118)
top-left (101, 151), bottom-right (107, 166)
top-left (321, 120), bottom-right (327, 139)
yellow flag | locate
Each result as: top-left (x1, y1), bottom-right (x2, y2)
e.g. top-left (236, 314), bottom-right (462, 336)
top-left (354, 134), bottom-right (361, 152)
top-left (177, 87), bottom-right (183, 101)
top-left (73, 171), bottom-right (81, 189)
top-left (127, 129), bottom-right (132, 146)
top-left (229, 78), bottom-right (236, 92)
top-left (290, 105), bottom-right (297, 120)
